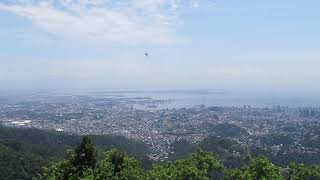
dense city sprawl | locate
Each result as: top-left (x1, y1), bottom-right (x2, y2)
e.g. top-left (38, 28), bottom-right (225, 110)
top-left (1, 92), bottom-right (320, 162)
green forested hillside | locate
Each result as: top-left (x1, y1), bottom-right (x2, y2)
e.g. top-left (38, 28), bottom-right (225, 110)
top-left (0, 126), bottom-right (150, 180)
top-left (37, 136), bottom-right (320, 180)
top-left (1, 126), bottom-right (320, 180)
top-left (169, 136), bottom-right (246, 168)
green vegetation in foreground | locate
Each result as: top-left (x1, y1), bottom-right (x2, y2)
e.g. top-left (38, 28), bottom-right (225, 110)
top-left (0, 126), bottom-right (150, 180)
top-left (36, 136), bottom-right (320, 180)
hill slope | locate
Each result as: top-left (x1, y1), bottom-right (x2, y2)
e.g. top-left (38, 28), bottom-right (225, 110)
top-left (0, 126), bottom-right (150, 180)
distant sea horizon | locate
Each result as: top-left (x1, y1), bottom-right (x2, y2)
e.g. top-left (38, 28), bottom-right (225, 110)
top-left (1, 89), bottom-right (320, 109)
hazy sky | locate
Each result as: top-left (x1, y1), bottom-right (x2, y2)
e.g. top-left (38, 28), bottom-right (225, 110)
top-left (0, 0), bottom-right (320, 92)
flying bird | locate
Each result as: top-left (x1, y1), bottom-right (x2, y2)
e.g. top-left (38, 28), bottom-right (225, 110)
top-left (145, 52), bottom-right (149, 57)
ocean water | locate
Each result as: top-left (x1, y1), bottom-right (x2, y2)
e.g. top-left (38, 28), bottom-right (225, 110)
top-left (2, 89), bottom-right (320, 109)
top-left (99, 90), bottom-right (320, 109)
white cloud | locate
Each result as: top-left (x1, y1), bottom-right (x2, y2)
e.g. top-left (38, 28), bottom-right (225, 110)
top-left (207, 0), bottom-right (216, 8)
top-left (191, 0), bottom-right (200, 8)
top-left (0, 0), bottom-right (201, 44)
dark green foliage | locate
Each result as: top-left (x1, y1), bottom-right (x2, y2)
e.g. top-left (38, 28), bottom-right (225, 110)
top-left (224, 169), bottom-right (252, 180)
top-left (170, 136), bottom-right (246, 168)
top-left (34, 138), bottom-right (320, 180)
top-left (260, 134), bottom-right (295, 146)
top-left (39, 143), bottom-right (320, 180)
top-left (199, 136), bottom-right (245, 156)
top-left (39, 148), bottom-right (148, 180)
top-left (152, 150), bottom-right (224, 180)
top-left (0, 140), bottom-right (48, 180)
top-left (168, 140), bottom-right (197, 160)
top-left (70, 136), bottom-right (97, 177)
top-left (37, 136), bottom-right (97, 179)
top-left (224, 156), bottom-right (284, 180)
top-left (90, 135), bottom-right (150, 161)
top-left (288, 163), bottom-right (320, 180)
top-left (301, 132), bottom-right (320, 149)
top-left (94, 149), bottom-right (148, 180)
top-left (247, 156), bottom-right (283, 179)
top-left (1, 126), bottom-right (320, 179)
top-left (0, 126), bottom-right (150, 180)
top-left (171, 132), bottom-right (320, 169)
top-left (250, 144), bottom-right (320, 167)
top-left (209, 123), bottom-right (248, 138)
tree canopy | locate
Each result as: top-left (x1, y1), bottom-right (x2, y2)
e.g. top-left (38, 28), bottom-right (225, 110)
top-left (36, 137), bottom-right (320, 180)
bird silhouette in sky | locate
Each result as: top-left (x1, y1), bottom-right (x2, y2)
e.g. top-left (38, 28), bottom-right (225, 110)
top-left (145, 52), bottom-right (149, 57)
